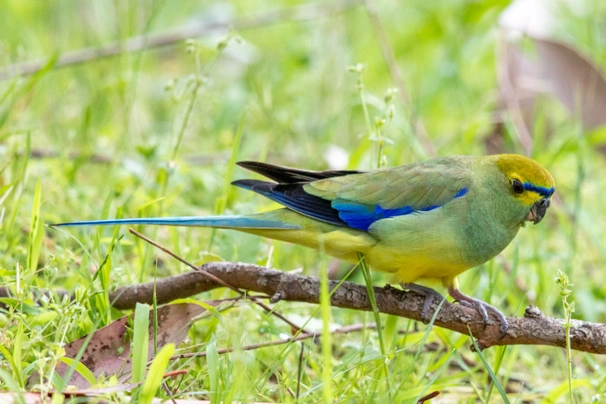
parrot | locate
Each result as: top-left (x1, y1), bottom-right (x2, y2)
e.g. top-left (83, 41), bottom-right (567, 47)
top-left (53, 154), bottom-right (555, 336)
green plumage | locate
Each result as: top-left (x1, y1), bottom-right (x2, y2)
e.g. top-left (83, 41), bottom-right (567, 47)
top-left (307, 156), bottom-right (469, 210)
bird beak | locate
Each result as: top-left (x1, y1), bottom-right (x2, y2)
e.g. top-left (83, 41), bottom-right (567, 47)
top-left (525, 197), bottom-right (551, 224)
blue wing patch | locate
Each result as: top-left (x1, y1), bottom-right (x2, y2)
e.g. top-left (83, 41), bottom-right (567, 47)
top-left (333, 187), bottom-right (469, 231)
top-left (332, 201), bottom-right (413, 231)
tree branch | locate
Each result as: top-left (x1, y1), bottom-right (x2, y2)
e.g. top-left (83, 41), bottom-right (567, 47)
top-left (106, 261), bottom-right (606, 354)
top-left (2, 260), bottom-right (602, 353)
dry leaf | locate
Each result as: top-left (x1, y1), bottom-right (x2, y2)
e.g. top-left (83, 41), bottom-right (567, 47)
top-left (52, 302), bottom-right (208, 389)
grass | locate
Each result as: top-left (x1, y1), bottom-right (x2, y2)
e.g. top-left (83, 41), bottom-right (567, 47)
top-left (1, 0), bottom-right (606, 402)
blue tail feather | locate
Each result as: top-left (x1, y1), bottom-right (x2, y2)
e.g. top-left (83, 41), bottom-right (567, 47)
top-left (51, 215), bottom-right (299, 230)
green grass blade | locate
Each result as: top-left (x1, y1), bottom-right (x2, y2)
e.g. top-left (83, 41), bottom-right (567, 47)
top-left (27, 180), bottom-right (43, 272)
top-left (357, 252), bottom-right (392, 396)
top-left (131, 303), bottom-right (151, 385)
top-left (319, 250), bottom-right (334, 403)
top-left (58, 358), bottom-right (97, 387)
top-left (207, 338), bottom-right (219, 404)
top-left (383, 314), bottom-right (398, 352)
top-left (411, 349), bottom-right (455, 403)
top-left (542, 379), bottom-right (592, 404)
top-left (469, 328), bottom-right (510, 404)
top-left (0, 345), bottom-right (20, 388)
top-left (485, 345), bottom-right (507, 403)
top-left (0, 369), bottom-right (25, 404)
top-left (140, 343), bottom-right (175, 404)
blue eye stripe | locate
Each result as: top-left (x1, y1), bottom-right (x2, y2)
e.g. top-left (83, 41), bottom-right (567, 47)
top-left (523, 182), bottom-right (555, 198)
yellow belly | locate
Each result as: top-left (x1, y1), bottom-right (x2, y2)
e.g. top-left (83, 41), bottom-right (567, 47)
top-left (242, 227), bottom-right (470, 285)
top-left (364, 244), bottom-right (470, 284)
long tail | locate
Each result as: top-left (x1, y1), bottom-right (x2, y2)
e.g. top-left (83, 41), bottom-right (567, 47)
top-left (50, 214), bottom-right (300, 230)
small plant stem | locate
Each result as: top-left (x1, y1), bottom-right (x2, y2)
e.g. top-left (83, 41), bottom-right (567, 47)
top-left (556, 270), bottom-right (576, 403)
top-left (357, 253), bottom-right (391, 393)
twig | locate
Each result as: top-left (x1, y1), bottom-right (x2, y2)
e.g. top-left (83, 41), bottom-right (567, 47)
top-left (172, 322), bottom-right (373, 360)
top-left (0, 0), bottom-right (363, 81)
top-left (296, 342), bottom-right (305, 400)
top-left (28, 149), bottom-right (112, 164)
top-left (128, 229), bottom-right (311, 336)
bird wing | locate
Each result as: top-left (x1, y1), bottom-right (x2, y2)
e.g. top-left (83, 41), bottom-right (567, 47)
top-left (236, 161), bottom-right (361, 183)
top-left (234, 159), bottom-right (471, 232)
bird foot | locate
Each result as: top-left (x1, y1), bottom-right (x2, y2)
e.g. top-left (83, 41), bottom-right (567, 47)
top-left (448, 287), bottom-right (508, 337)
top-left (401, 283), bottom-right (445, 324)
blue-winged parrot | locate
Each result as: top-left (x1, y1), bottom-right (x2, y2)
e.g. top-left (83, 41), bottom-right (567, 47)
top-left (53, 154), bottom-right (555, 335)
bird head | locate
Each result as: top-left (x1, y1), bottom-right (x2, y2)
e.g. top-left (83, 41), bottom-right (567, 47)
top-left (494, 155), bottom-right (555, 225)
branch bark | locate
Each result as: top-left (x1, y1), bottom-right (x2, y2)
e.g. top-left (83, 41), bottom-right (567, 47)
top-left (106, 261), bottom-right (606, 354)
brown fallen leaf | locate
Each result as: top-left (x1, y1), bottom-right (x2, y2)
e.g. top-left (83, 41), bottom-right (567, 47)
top-left (50, 302), bottom-right (209, 389)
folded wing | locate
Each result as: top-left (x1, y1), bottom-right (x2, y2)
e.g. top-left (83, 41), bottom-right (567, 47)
top-left (234, 159), bottom-right (471, 232)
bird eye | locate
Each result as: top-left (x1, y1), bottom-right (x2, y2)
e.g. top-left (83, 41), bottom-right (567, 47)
top-left (511, 179), bottom-right (524, 194)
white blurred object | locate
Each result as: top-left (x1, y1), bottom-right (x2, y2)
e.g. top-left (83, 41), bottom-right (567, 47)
top-left (499, 0), bottom-right (589, 38)
top-left (324, 144), bottom-right (349, 170)
top-left (499, 0), bottom-right (556, 38)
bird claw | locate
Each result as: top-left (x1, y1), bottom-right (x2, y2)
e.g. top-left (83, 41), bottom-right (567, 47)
top-left (458, 300), bottom-right (474, 309)
top-left (401, 283), bottom-right (444, 324)
top-left (421, 296), bottom-right (435, 323)
top-left (448, 287), bottom-right (508, 338)
top-left (401, 284), bottom-right (508, 337)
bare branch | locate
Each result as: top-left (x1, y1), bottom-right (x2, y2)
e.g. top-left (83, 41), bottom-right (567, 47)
top-left (107, 261), bottom-right (606, 354)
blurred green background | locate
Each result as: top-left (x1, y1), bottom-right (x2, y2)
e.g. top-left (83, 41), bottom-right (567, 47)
top-left (1, 0), bottom-right (606, 402)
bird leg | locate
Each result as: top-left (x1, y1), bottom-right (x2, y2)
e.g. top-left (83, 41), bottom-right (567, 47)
top-left (448, 287), bottom-right (508, 337)
top-left (401, 283), bottom-right (445, 324)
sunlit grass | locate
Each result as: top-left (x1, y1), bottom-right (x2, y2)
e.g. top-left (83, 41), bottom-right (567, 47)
top-left (0, 0), bottom-right (605, 402)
